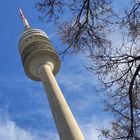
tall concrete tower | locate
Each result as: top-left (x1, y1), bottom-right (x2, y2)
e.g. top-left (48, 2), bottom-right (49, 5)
top-left (18, 10), bottom-right (85, 140)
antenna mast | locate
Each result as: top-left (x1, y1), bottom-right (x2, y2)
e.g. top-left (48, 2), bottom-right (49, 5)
top-left (19, 9), bottom-right (30, 29)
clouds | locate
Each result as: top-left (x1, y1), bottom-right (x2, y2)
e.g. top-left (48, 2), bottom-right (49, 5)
top-left (80, 115), bottom-right (111, 140)
top-left (0, 111), bottom-right (34, 140)
top-left (82, 122), bottom-right (100, 140)
top-left (0, 109), bottom-right (59, 140)
top-left (57, 54), bottom-right (97, 96)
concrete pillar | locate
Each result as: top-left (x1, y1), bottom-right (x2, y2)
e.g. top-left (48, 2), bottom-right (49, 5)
top-left (38, 64), bottom-right (85, 140)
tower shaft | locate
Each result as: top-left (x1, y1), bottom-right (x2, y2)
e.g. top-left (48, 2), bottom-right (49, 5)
top-left (38, 64), bottom-right (85, 140)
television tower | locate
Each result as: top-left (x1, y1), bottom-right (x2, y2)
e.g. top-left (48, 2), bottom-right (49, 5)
top-left (18, 9), bottom-right (85, 140)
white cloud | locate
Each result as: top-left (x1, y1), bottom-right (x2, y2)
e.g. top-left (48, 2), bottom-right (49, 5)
top-left (0, 110), bottom-right (58, 140)
top-left (82, 123), bottom-right (100, 140)
top-left (0, 118), bottom-right (34, 140)
top-left (57, 55), bottom-right (97, 94)
top-left (81, 116), bottom-right (111, 140)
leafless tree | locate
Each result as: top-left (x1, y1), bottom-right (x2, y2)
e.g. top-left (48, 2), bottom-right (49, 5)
top-left (36, 0), bottom-right (140, 139)
top-left (36, 0), bottom-right (113, 55)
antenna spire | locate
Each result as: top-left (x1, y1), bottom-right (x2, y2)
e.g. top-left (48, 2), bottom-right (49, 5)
top-left (19, 9), bottom-right (30, 29)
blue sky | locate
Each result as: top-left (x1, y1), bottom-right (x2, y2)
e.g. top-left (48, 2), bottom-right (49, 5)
top-left (0, 0), bottom-right (130, 140)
